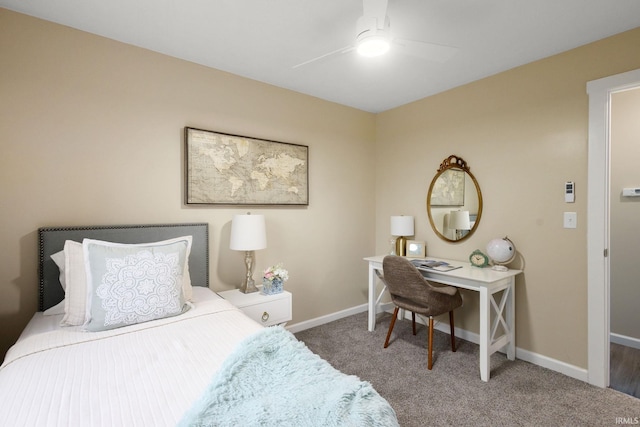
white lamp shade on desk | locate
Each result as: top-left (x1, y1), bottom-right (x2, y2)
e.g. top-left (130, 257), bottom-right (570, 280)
top-left (390, 216), bottom-right (414, 236)
top-left (449, 210), bottom-right (471, 231)
top-left (390, 215), bottom-right (414, 256)
top-left (230, 214), bottom-right (267, 251)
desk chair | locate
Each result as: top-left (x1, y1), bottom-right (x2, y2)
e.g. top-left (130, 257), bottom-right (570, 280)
top-left (381, 255), bottom-right (463, 370)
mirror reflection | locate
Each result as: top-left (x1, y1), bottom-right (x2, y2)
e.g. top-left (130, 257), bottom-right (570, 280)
top-left (426, 155), bottom-right (483, 243)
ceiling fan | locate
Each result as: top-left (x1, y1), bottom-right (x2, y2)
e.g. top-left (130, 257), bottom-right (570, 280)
top-left (292, 0), bottom-right (458, 69)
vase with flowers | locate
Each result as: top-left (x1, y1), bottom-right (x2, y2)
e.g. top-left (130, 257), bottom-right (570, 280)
top-left (262, 263), bottom-right (288, 295)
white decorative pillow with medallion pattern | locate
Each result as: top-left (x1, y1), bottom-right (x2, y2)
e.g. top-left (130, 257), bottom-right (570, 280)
top-left (82, 237), bottom-right (192, 332)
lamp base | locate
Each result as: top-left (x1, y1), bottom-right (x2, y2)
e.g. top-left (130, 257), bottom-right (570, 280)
top-left (239, 278), bottom-right (259, 293)
top-left (395, 236), bottom-right (408, 257)
top-left (239, 250), bottom-right (259, 293)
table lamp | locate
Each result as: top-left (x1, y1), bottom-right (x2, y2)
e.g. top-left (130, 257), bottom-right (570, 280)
top-left (449, 210), bottom-right (471, 240)
top-left (230, 213), bottom-right (267, 293)
top-left (390, 215), bottom-right (414, 256)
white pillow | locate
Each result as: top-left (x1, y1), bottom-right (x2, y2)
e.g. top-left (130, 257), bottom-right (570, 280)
top-left (57, 236), bottom-right (194, 327)
top-left (60, 240), bottom-right (88, 326)
top-left (82, 237), bottom-right (191, 331)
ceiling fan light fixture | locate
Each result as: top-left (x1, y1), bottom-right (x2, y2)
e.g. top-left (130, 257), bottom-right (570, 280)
top-left (355, 13), bottom-right (391, 57)
top-left (356, 34), bottom-right (390, 57)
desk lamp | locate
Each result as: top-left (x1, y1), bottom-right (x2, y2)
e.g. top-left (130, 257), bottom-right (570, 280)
top-left (230, 213), bottom-right (267, 293)
top-left (390, 215), bottom-right (414, 256)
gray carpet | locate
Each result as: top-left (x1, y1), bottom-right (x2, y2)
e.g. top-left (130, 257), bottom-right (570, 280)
top-left (295, 311), bottom-right (640, 427)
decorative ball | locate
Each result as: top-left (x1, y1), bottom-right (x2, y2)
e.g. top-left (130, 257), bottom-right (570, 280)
top-left (486, 237), bottom-right (516, 265)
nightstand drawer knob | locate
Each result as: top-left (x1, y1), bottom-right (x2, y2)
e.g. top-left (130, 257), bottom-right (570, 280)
top-left (261, 311), bottom-right (270, 322)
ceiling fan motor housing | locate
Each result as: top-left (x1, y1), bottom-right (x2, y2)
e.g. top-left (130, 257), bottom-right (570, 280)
top-left (356, 15), bottom-right (391, 56)
top-left (356, 14), bottom-right (390, 39)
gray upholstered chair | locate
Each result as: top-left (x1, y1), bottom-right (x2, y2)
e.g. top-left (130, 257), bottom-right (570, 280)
top-left (380, 255), bottom-right (463, 370)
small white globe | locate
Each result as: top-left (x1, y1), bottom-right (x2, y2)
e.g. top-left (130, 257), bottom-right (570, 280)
top-left (486, 237), bottom-right (516, 265)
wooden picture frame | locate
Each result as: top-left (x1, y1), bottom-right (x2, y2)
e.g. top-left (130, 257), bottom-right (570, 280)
top-left (185, 127), bottom-right (309, 205)
top-left (406, 240), bottom-right (426, 258)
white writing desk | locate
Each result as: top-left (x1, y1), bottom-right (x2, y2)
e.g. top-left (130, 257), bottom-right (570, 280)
top-left (364, 255), bottom-right (522, 382)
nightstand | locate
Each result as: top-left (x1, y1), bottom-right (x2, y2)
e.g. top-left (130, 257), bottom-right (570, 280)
top-left (218, 289), bottom-right (292, 327)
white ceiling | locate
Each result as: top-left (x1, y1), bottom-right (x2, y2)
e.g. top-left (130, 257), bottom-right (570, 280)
top-left (3, 0), bottom-right (640, 113)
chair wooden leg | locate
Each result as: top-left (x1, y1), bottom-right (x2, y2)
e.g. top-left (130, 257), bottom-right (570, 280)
top-left (412, 312), bottom-right (416, 335)
top-left (384, 307), bottom-right (400, 348)
top-left (449, 311), bottom-right (457, 352)
top-left (428, 316), bottom-right (434, 370)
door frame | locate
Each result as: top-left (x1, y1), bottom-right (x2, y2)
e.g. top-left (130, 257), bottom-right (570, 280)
top-left (587, 68), bottom-right (640, 387)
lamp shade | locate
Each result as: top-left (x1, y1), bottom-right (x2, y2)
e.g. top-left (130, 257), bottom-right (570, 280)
top-left (449, 210), bottom-right (471, 230)
top-left (230, 214), bottom-right (267, 251)
top-left (390, 216), bottom-right (414, 236)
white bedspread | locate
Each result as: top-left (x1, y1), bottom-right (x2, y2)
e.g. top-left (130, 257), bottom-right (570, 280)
top-left (0, 288), bottom-right (263, 427)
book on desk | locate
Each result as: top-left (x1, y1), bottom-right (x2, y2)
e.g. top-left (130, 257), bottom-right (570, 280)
top-left (410, 259), bottom-right (462, 272)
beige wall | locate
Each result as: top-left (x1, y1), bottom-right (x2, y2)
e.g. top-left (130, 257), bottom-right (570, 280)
top-left (376, 27), bottom-right (640, 368)
top-left (0, 9), bottom-right (376, 358)
top-left (2, 7), bottom-right (640, 371)
top-left (610, 87), bottom-right (640, 340)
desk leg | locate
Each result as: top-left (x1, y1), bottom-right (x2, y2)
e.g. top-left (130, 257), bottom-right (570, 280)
top-left (506, 279), bottom-right (516, 361)
top-left (368, 263), bottom-right (376, 332)
top-left (479, 287), bottom-right (490, 382)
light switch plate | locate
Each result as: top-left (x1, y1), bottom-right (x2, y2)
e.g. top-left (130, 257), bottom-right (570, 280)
top-left (564, 212), bottom-right (577, 229)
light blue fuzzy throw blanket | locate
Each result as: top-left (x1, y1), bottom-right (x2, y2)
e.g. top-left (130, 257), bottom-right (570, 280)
top-left (178, 326), bottom-right (398, 427)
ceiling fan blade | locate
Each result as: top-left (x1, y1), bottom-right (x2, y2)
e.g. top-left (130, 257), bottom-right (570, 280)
top-left (292, 45), bottom-right (355, 69)
top-left (393, 38), bottom-right (458, 63)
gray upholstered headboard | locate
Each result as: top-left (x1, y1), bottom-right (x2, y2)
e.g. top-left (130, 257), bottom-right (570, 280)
top-left (38, 223), bottom-right (209, 311)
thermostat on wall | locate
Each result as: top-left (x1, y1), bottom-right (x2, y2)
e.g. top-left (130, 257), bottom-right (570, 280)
top-left (622, 188), bottom-right (640, 197)
top-left (565, 181), bottom-right (575, 203)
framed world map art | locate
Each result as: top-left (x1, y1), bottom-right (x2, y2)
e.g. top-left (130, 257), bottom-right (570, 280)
top-left (185, 127), bottom-right (309, 205)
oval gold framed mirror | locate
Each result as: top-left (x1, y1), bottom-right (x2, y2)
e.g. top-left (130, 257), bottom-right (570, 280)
top-left (426, 155), bottom-right (483, 243)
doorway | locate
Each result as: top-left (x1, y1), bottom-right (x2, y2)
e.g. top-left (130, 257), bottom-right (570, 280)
top-left (609, 87), bottom-right (640, 397)
top-left (587, 68), bottom-right (640, 389)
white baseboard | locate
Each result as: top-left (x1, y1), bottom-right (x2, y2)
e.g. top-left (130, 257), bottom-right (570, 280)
top-left (286, 303), bottom-right (370, 334)
top-left (610, 332), bottom-right (640, 350)
top-left (514, 346), bottom-right (588, 382)
top-left (432, 320), bottom-right (589, 382)
top-left (288, 304), bottom-right (589, 383)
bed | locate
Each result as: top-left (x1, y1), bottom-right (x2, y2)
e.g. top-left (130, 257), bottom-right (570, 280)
top-left (0, 223), bottom-right (397, 427)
